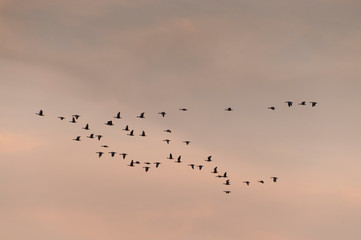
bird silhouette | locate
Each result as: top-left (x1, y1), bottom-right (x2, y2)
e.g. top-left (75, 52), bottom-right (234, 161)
top-left (224, 180), bottom-right (230, 185)
top-left (154, 162), bottom-right (161, 168)
top-left (205, 156), bottom-right (212, 162)
top-left (140, 131), bottom-right (146, 137)
top-left (109, 152), bottom-right (116, 157)
top-left (57, 116), bottom-right (65, 120)
top-left (179, 108), bottom-right (188, 111)
top-left (243, 181), bottom-right (250, 186)
top-left (128, 130), bottom-right (134, 136)
top-left (135, 161), bottom-right (141, 164)
top-left (128, 160), bottom-right (135, 167)
top-left (119, 153), bottom-right (128, 159)
top-left (164, 129), bottom-right (172, 133)
top-left (72, 114), bottom-right (80, 119)
top-left (285, 101), bottom-right (293, 107)
top-left (101, 145), bottom-right (108, 148)
top-left (96, 135), bottom-right (102, 141)
top-left (83, 124), bottom-right (90, 130)
top-left (105, 120), bottom-right (114, 126)
top-left (299, 101), bottom-right (306, 105)
top-left (144, 162), bottom-right (151, 165)
top-left (114, 112), bottom-right (122, 119)
top-left (123, 125), bottom-right (129, 131)
top-left (175, 155), bottom-right (182, 163)
top-left (223, 172), bottom-right (228, 178)
top-left (224, 191), bottom-right (231, 194)
top-left (87, 134), bottom-right (95, 139)
top-left (69, 117), bottom-right (77, 123)
top-left (73, 136), bottom-right (81, 141)
top-left (268, 106), bottom-right (276, 111)
top-left (271, 177), bottom-right (278, 182)
top-left (310, 101), bottom-right (318, 107)
top-left (163, 139), bottom-right (171, 144)
top-left (158, 112), bottom-right (166, 117)
top-left (183, 140), bottom-right (191, 145)
top-left (167, 153), bottom-right (174, 160)
top-left (258, 180), bottom-right (264, 184)
top-left (96, 152), bottom-right (104, 158)
top-left (211, 167), bottom-right (218, 174)
top-left (143, 166), bottom-right (150, 172)
top-left (197, 165), bottom-right (203, 170)
top-left (36, 110), bottom-right (44, 116)
top-left (188, 164), bottom-right (195, 169)
top-left (137, 112), bottom-right (145, 118)
top-left (225, 107), bottom-right (232, 111)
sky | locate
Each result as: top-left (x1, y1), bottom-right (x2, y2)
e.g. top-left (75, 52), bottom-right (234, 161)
top-left (1, 0), bottom-right (361, 239)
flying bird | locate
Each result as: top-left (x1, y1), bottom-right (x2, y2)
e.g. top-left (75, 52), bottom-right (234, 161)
top-left (128, 130), bottom-right (134, 136)
top-left (188, 164), bottom-right (195, 169)
top-left (224, 191), bottom-right (231, 194)
top-left (175, 155), bottom-right (182, 163)
top-left (57, 116), bottom-right (65, 120)
top-left (310, 101), bottom-right (318, 107)
top-left (87, 134), bottom-right (95, 139)
top-left (164, 129), bottom-right (172, 133)
top-left (158, 112), bottom-right (166, 117)
top-left (114, 112), bottom-right (122, 119)
top-left (197, 165), bottom-right (203, 170)
top-left (119, 153), bottom-right (128, 159)
top-left (105, 120), bottom-right (114, 126)
top-left (223, 172), bottom-right (228, 178)
top-left (154, 162), bottom-right (161, 168)
top-left (123, 125), bottom-right (129, 131)
top-left (285, 101), bottom-right (293, 107)
top-left (224, 180), bottom-right (230, 185)
top-left (36, 110), bottom-right (44, 116)
top-left (243, 181), bottom-right (250, 186)
top-left (144, 162), bottom-right (151, 165)
top-left (205, 156), bottom-right (212, 162)
top-left (143, 166), bottom-right (150, 172)
top-left (268, 106), bottom-right (276, 111)
top-left (225, 107), bottom-right (233, 111)
top-left (83, 124), bottom-right (90, 130)
top-left (96, 152), bottom-right (104, 158)
top-left (128, 160), bottom-right (135, 167)
top-left (135, 161), bottom-right (141, 164)
top-left (163, 139), bottom-right (171, 144)
top-left (183, 140), bottom-right (191, 145)
top-left (167, 153), bottom-right (174, 160)
top-left (96, 135), bottom-right (102, 141)
top-left (140, 131), bottom-right (146, 137)
top-left (72, 114), bottom-right (80, 119)
top-left (179, 108), bottom-right (188, 111)
top-left (137, 112), bottom-right (145, 118)
top-left (211, 167), bottom-right (218, 174)
top-left (299, 101), bottom-right (306, 105)
top-left (271, 177), bottom-right (278, 182)
top-left (69, 117), bottom-right (77, 123)
top-left (109, 152), bottom-right (116, 157)
top-left (73, 136), bottom-right (81, 141)
top-left (101, 145), bottom-right (109, 148)
top-left (258, 180), bottom-right (264, 184)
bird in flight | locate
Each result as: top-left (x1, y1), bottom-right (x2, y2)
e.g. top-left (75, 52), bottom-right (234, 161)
top-left (271, 177), bottom-right (278, 182)
top-left (268, 106), bottom-right (276, 111)
top-left (87, 134), bottom-right (95, 139)
top-left (119, 153), bottom-right (128, 159)
top-left (140, 131), bottom-right (146, 137)
top-left (123, 125), bottom-right (129, 131)
top-left (135, 161), bottom-right (141, 165)
top-left (285, 101), bottom-right (293, 107)
top-left (114, 112), bottom-right (122, 119)
top-left (299, 101), bottom-right (306, 105)
top-left (205, 156), bottom-right (212, 162)
top-left (72, 114), bottom-right (80, 119)
top-left (36, 110), bottom-right (44, 116)
top-left (243, 181), bottom-right (250, 186)
top-left (224, 191), bottom-right (231, 194)
top-left (96, 135), bottom-right (102, 141)
top-left (167, 153), bottom-right (174, 160)
top-left (225, 107), bottom-right (233, 111)
top-left (127, 130), bottom-right (134, 136)
top-left (258, 180), bottom-right (264, 184)
top-left (137, 112), bottom-right (145, 118)
top-left (96, 152), bottom-right (104, 158)
top-left (188, 164), bottom-right (195, 169)
top-left (164, 129), bottom-right (172, 133)
top-left (183, 140), bottom-right (191, 145)
top-left (179, 108), bottom-right (188, 111)
top-left (143, 166), bottom-right (150, 172)
top-left (57, 116), bottom-right (65, 120)
top-left (211, 167), bottom-right (218, 174)
top-left (105, 120), bottom-right (114, 126)
top-left (197, 165), bottom-right (203, 170)
top-left (163, 139), bottom-right (171, 144)
top-left (128, 160), bottom-right (135, 167)
top-left (175, 155), bottom-right (182, 163)
top-left (69, 117), bottom-right (77, 123)
top-left (223, 172), bottom-right (228, 178)
top-left (154, 162), bottom-right (161, 168)
top-left (83, 124), bottom-right (90, 130)
top-left (144, 162), bottom-right (151, 165)
top-left (101, 145), bottom-right (109, 148)
top-left (158, 112), bottom-right (166, 117)
top-left (310, 101), bottom-right (318, 107)
top-left (109, 152), bottom-right (116, 157)
top-left (224, 180), bottom-right (230, 185)
top-left (73, 136), bottom-right (81, 141)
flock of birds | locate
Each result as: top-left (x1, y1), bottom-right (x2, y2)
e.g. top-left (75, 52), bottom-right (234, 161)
top-left (35, 100), bottom-right (318, 194)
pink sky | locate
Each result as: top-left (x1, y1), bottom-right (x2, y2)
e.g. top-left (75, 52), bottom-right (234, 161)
top-left (1, 0), bottom-right (361, 239)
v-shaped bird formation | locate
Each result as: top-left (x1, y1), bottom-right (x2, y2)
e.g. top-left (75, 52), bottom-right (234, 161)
top-left (35, 101), bottom-right (317, 194)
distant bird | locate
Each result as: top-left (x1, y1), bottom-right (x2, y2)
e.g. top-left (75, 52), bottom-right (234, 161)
top-left (216, 175), bottom-right (223, 178)
top-left (163, 139), bottom-right (171, 144)
top-left (183, 140), bottom-right (191, 145)
top-left (224, 180), bottom-right (230, 185)
top-left (72, 114), bottom-right (80, 119)
top-left (69, 117), bottom-right (77, 123)
top-left (83, 124), bottom-right (90, 130)
top-left (224, 191), bottom-right (231, 194)
top-left (310, 101), bottom-right (318, 107)
top-left (164, 129), bottom-right (172, 133)
top-left (197, 165), bottom-right (203, 170)
top-left (101, 145), bottom-right (109, 148)
top-left (223, 172), bottom-right (228, 178)
top-left (258, 180), bottom-right (264, 184)
top-left (188, 164), bottom-right (195, 169)
top-left (128, 160), bottom-right (135, 167)
top-left (137, 112), bottom-right (145, 118)
top-left (114, 112), bottom-right (122, 119)
top-left (225, 107), bottom-right (233, 111)
top-left (123, 125), bottom-right (129, 131)
top-left (179, 108), bottom-right (188, 111)
top-left (127, 130), bottom-right (134, 136)
top-left (205, 156), bottom-right (212, 162)
top-left (243, 181), bottom-right (250, 186)
top-left (271, 177), bottom-right (278, 182)
top-left (73, 136), bottom-right (81, 141)
top-left (57, 116), bottom-right (65, 120)
top-left (211, 167), bottom-right (218, 174)
top-left (135, 161), bottom-right (141, 164)
top-left (144, 162), bottom-right (151, 165)
top-left (105, 120), bottom-right (113, 126)
top-left (167, 153), bottom-right (174, 160)
top-left (119, 153), bottom-right (128, 159)
top-left (268, 106), bottom-right (276, 111)
top-left (158, 112), bottom-right (166, 117)
top-left (143, 166), bottom-right (150, 172)
top-left (109, 152), bottom-right (116, 157)
top-left (285, 101), bottom-right (293, 107)
top-left (154, 162), bottom-right (161, 168)
top-left (36, 110), bottom-right (44, 116)
top-left (96, 135), bottom-right (102, 141)
top-left (96, 152), bottom-right (103, 158)
top-left (175, 155), bottom-right (182, 163)
top-left (87, 134), bottom-right (95, 139)
top-left (140, 131), bottom-right (146, 137)
top-left (299, 101), bottom-right (306, 105)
